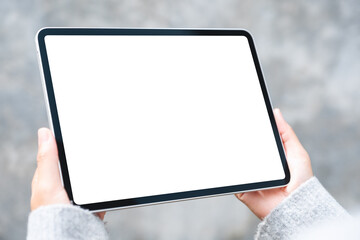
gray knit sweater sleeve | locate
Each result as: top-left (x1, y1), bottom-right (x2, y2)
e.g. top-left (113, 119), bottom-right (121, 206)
top-left (255, 177), bottom-right (351, 240)
top-left (27, 204), bottom-right (109, 240)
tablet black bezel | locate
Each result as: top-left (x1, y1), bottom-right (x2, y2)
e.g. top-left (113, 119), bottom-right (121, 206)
top-left (37, 28), bottom-right (290, 211)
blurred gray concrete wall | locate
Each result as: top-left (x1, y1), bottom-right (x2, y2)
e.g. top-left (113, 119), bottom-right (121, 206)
top-left (0, 0), bottom-right (359, 239)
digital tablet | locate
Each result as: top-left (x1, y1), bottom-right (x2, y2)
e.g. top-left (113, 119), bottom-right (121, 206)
top-left (36, 28), bottom-right (290, 212)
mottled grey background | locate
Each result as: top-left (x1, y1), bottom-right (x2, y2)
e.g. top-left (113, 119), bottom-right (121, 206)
top-left (1, 0), bottom-right (359, 239)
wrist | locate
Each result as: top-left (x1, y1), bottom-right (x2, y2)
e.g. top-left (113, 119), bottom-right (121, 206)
top-left (256, 177), bottom-right (350, 239)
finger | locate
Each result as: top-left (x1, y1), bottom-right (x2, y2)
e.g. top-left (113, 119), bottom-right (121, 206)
top-left (235, 191), bottom-right (266, 219)
top-left (95, 211), bottom-right (106, 220)
top-left (273, 109), bottom-right (303, 152)
top-left (37, 128), bottom-right (62, 186)
top-left (236, 188), bottom-right (288, 220)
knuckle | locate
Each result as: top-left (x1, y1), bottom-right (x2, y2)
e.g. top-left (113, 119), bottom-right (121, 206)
top-left (235, 193), bottom-right (245, 201)
top-left (37, 149), bottom-right (47, 163)
top-left (37, 180), bottom-right (54, 194)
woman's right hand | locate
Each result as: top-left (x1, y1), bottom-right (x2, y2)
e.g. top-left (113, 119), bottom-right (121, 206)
top-left (236, 109), bottom-right (313, 219)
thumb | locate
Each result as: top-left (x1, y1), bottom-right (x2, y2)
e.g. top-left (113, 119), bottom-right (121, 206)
top-left (37, 128), bottom-right (62, 184)
top-left (273, 108), bottom-right (303, 153)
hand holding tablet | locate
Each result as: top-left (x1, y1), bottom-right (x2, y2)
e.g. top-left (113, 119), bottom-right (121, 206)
top-left (236, 109), bottom-right (313, 219)
top-left (31, 107), bottom-right (314, 221)
top-left (36, 28), bottom-right (290, 212)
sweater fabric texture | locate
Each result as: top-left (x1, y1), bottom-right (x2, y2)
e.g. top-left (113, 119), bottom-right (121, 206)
top-left (27, 177), bottom-right (353, 239)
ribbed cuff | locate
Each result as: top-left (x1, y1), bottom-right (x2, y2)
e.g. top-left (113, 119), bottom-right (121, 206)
top-left (27, 204), bottom-right (108, 240)
top-left (256, 177), bottom-right (351, 240)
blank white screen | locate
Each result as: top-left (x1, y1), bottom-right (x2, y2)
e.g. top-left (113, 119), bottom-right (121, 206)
top-left (44, 35), bottom-right (285, 205)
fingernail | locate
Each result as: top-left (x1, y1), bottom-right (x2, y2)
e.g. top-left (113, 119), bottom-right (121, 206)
top-left (275, 108), bottom-right (283, 119)
top-left (38, 128), bottom-right (50, 146)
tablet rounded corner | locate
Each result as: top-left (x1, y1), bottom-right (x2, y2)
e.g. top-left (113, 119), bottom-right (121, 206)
top-left (283, 169), bottom-right (291, 186)
top-left (240, 29), bottom-right (255, 43)
top-left (36, 27), bottom-right (51, 44)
